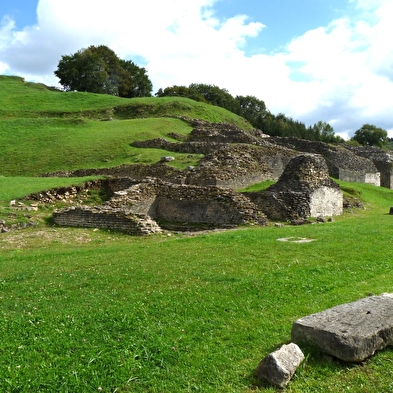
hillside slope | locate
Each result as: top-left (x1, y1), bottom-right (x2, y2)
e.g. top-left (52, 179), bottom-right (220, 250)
top-left (0, 75), bottom-right (252, 176)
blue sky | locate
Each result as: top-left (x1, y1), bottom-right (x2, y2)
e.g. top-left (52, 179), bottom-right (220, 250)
top-left (214, 0), bottom-right (353, 54)
top-left (0, 0), bottom-right (392, 139)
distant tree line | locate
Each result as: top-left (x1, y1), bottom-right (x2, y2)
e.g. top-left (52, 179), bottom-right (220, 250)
top-left (55, 45), bottom-right (389, 147)
top-left (156, 83), bottom-right (343, 143)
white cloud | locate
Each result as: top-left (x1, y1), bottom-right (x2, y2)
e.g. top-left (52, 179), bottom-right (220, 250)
top-left (273, 0), bottom-right (393, 134)
top-left (0, 0), bottom-right (392, 136)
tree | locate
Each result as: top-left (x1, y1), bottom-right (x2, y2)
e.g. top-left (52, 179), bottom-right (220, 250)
top-left (155, 85), bottom-right (206, 102)
top-left (311, 121), bottom-right (343, 143)
top-left (119, 59), bottom-right (153, 98)
top-left (235, 95), bottom-right (268, 129)
top-left (188, 83), bottom-right (241, 114)
top-left (351, 124), bottom-right (388, 147)
top-left (54, 45), bottom-right (152, 97)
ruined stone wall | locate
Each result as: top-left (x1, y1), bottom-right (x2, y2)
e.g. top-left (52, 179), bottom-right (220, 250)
top-left (50, 163), bottom-right (186, 185)
top-left (52, 207), bottom-right (162, 235)
top-left (131, 138), bottom-right (223, 155)
top-left (150, 183), bottom-right (268, 227)
top-left (245, 191), bottom-right (311, 221)
top-left (309, 187), bottom-right (343, 217)
top-left (272, 137), bottom-right (380, 186)
top-left (53, 178), bottom-right (268, 232)
top-left (185, 143), bottom-right (297, 188)
top-left (337, 169), bottom-right (380, 186)
top-left (245, 154), bottom-right (343, 221)
top-left (343, 145), bottom-right (393, 189)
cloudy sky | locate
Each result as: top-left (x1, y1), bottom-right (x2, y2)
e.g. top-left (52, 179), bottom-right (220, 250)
top-left (0, 0), bottom-right (392, 139)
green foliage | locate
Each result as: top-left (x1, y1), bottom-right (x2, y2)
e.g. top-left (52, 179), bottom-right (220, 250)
top-left (351, 124), bottom-right (388, 147)
top-left (311, 121), bottom-right (344, 143)
top-left (236, 94), bottom-right (268, 130)
top-left (156, 81), bottom-right (345, 144)
top-left (54, 45), bottom-right (153, 97)
top-left (188, 83), bottom-right (241, 114)
top-left (155, 85), bottom-right (207, 102)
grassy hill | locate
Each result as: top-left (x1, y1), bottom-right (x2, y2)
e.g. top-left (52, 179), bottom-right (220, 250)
top-left (0, 75), bottom-right (251, 176)
top-left (1, 76), bottom-right (393, 392)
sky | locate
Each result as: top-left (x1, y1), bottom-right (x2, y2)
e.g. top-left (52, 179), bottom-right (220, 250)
top-left (0, 0), bottom-right (392, 139)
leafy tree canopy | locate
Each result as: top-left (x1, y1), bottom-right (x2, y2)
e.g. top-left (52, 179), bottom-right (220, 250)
top-left (54, 45), bottom-right (152, 98)
top-left (156, 82), bottom-right (345, 144)
top-left (351, 124), bottom-right (388, 147)
top-left (155, 85), bottom-right (206, 102)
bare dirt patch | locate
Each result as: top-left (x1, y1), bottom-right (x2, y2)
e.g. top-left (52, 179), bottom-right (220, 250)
top-left (277, 237), bottom-right (315, 243)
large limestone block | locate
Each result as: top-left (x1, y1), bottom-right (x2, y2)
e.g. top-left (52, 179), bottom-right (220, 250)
top-left (292, 294), bottom-right (393, 362)
top-left (256, 343), bottom-right (304, 388)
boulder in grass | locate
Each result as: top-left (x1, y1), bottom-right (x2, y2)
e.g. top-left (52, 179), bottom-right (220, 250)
top-left (256, 343), bottom-right (304, 388)
top-left (292, 294), bottom-right (393, 362)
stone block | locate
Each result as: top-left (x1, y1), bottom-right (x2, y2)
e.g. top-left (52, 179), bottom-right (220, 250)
top-left (292, 294), bottom-right (393, 362)
top-left (256, 343), bottom-right (304, 388)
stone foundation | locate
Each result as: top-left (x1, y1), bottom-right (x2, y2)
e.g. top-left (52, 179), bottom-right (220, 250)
top-left (52, 207), bottom-right (162, 235)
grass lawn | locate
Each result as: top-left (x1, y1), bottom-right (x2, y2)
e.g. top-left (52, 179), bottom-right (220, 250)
top-left (2, 75), bottom-right (393, 392)
top-left (0, 117), bottom-right (198, 176)
top-left (1, 181), bottom-right (393, 392)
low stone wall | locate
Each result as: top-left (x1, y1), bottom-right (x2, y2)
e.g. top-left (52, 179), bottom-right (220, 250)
top-left (52, 207), bottom-right (162, 235)
top-left (109, 179), bottom-right (268, 228)
top-left (52, 178), bottom-right (268, 232)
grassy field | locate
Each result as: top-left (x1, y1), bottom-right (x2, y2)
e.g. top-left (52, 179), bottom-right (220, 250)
top-left (1, 76), bottom-right (393, 392)
top-left (0, 75), bottom-right (250, 176)
top-left (1, 182), bottom-right (393, 392)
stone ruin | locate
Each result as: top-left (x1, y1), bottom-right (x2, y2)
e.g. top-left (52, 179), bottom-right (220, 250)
top-left (51, 153), bottom-right (340, 234)
top-left (245, 154), bottom-right (343, 221)
top-left (272, 137), bottom-right (382, 187)
top-left (292, 293), bottom-right (393, 363)
top-left (53, 178), bottom-right (268, 234)
top-left (35, 118), bottom-right (393, 234)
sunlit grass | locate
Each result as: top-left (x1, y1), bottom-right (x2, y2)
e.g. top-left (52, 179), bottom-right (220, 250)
top-left (2, 75), bottom-right (393, 392)
top-left (1, 182), bottom-right (393, 392)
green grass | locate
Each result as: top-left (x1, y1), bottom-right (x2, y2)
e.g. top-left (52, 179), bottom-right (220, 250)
top-left (0, 117), bottom-right (197, 175)
top-left (1, 181), bottom-right (393, 392)
top-left (238, 180), bottom-right (276, 192)
top-left (0, 75), bottom-right (250, 176)
top-left (2, 75), bottom-right (393, 392)
top-left (0, 176), bottom-right (103, 202)
top-left (0, 75), bottom-right (251, 128)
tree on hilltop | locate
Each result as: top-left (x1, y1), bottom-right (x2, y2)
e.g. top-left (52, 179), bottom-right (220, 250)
top-left (351, 124), bottom-right (388, 147)
top-left (54, 45), bottom-right (153, 97)
top-left (155, 85), bottom-right (206, 102)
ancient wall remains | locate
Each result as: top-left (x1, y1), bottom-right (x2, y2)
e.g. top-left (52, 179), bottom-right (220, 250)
top-left (53, 178), bottom-right (268, 232)
top-left (272, 137), bottom-right (381, 187)
top-left (245, 154), bottom-right (343, 221)
top-left (343, 145), bottom-right (393, 189)
top-left (52, 207), bottom-right (162, 235)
